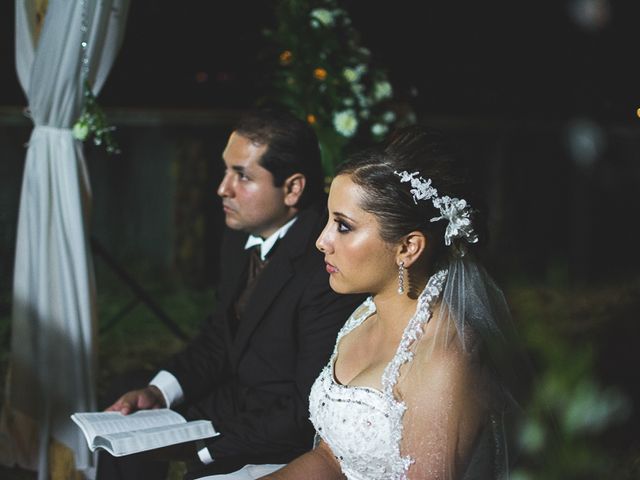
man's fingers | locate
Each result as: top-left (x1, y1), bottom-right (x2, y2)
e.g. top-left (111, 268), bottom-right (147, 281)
top-left (104, 395), bottom-right (135, 414)
top-left (103, 388), bottom-right (161, 414)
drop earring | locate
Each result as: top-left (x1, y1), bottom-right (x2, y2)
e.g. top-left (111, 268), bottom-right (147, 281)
top-left (397, 261), bottom-right (405, 294)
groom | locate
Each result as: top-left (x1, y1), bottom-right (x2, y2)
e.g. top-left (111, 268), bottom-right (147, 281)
top-left (98, 108), bottom-right (363, 478)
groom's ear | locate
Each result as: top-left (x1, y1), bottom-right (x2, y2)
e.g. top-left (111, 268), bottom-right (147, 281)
top-left (283, 173), bottom-right (306, 208)
top-left (396, 231), bottom-right (427, 268)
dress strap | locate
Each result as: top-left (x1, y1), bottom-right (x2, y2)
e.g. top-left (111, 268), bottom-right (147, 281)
top-left (330, 297), bottom-right (376, 358)
top-left (381, 269), bottom-right (448, 397)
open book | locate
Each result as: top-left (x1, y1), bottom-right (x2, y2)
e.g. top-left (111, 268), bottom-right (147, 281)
top-left (71, 409), bottom-right (218, 457)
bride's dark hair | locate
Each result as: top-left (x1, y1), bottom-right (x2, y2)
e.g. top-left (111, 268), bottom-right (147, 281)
top-left (336, 125), bottom-right (486, 264)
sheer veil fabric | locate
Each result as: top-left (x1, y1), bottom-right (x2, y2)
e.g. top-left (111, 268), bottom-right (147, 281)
top-left (397, 249), bottom-right (517, 479)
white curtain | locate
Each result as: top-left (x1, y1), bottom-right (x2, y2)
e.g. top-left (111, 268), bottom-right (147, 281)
top-left (0, 0), bottom-right (129, 478)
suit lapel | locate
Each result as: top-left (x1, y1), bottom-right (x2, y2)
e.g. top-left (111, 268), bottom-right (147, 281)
top-left (230, 209), bottom-right (320, 366)
top-left (218, 231), bottom-right (251, 349)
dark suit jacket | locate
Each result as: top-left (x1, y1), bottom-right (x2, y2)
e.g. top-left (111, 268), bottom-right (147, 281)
top-left (164, 206), bottom-right (365, 476)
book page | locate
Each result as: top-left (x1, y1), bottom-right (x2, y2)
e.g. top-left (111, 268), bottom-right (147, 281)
top-left (95, 420), bottom-right (218, 456)
top-left (71, 409), bottom-right (186, 446)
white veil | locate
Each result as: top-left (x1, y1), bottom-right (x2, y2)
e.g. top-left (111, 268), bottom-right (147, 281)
top-left (398, 247), bottom-right (523, 479)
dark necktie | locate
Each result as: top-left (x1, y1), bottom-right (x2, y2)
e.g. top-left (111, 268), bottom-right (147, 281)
top-left (230, 245), bottom-right (270, 337)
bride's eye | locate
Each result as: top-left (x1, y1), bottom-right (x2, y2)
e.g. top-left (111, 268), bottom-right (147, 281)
top-left (335, 219), bottom-right (351, 233)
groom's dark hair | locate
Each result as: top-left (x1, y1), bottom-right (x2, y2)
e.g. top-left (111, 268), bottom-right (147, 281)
top-left (234, 108), bottom-right (324, 209)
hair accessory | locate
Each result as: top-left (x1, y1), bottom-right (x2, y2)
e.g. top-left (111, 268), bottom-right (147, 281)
top-left (397, 261), bottom-right (405, 294)
top-left (394, 170), bottom-right (478, 246)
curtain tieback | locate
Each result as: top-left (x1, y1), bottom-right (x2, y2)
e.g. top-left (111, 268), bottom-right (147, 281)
top-left (33, 125), bottom-right (74, 134)
top-left (25, 125), bottom-right (75, 149)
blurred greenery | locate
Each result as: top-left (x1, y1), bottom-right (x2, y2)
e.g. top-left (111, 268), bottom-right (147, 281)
top-left (506, 276), bottom-right (640, 479)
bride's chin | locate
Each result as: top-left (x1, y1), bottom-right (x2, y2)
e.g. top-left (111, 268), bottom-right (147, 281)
top-left (329, 277), bottom-right (365, 295)
top-left (328, 277), bottom-right (350, 294)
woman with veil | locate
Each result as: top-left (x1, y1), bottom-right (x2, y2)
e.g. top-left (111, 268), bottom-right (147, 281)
top-left (252, 125), bottom-right (522, 479)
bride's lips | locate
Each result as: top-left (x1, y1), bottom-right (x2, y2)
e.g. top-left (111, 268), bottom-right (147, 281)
top-left (325, 261), bottom-right (338, 274)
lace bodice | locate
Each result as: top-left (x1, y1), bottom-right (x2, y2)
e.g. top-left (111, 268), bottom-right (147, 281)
top-left (309, 270), bottom-right (448, 480)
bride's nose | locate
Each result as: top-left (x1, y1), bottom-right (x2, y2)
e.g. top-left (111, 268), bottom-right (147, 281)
top-left (316, 225), bottom-right (332, 254)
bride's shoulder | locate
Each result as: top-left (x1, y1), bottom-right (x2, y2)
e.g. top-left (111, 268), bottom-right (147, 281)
top-left (404, 326), bottom-right (485, 394)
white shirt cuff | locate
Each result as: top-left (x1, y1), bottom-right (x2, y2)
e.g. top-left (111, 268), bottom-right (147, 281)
top-left (196, 440), bottom-right (215, 464)
top-left (149, 370), bottom-right (184, 407)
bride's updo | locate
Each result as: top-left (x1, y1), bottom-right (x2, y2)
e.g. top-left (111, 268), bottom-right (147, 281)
top-left (336, 125), bottom-right (486, 265)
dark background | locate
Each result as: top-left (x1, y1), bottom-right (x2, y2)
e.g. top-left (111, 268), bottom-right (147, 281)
top-left (1, 1), bottom-right (639, 118)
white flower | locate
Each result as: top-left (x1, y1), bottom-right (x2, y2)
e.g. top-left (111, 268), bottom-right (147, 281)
top-left (355, 64), bottom-right (367, 76)
top-left (333, 110), bottom-right (358, 137)
top-left (343, 67), bottom-right (359, 83)
top-left (343, 98), bottom-right (355, 107)
top-left (73, 121), bottom-right (89, 141)
top-left (310, 8), bottom-right (335, 27)
top-left (373, 81), bottom-right (393, 101)
top-left (343, 65), bottom-right (366, 83)
top-left (371, 123), bottom-right (388, 136)
top-left (382, 111), bottom-right (396, 123)
top-left (431, 197), bottom-right (478, 246)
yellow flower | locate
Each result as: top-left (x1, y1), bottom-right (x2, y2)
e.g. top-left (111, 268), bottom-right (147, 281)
top-left (307, 114), bottom-right (317, 125)
top-left (313, 68), bottom-right (328, 81)
top-left (279, 50), bottom-right (293, 65)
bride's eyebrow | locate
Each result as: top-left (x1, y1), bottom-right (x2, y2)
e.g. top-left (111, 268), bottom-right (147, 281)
top-left (333, 211), bottom-right (356, 223)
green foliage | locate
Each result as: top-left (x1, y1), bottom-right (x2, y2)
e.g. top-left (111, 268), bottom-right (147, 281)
top-left (510, 285), bottom-right (634, 479)
top-left (72, 80), bottom-right (120, 154)
top-left (261, 0), bottom-right (415, 176)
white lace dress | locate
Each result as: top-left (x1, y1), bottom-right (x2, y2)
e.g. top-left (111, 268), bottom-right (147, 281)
top-left (309, 271), bottom-right (448, 480)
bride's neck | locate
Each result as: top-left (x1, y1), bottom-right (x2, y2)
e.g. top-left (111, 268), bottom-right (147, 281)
top-left (371, 263), bottom-right (431, 337)
top-left (371, 290), bottom-right (420, 339)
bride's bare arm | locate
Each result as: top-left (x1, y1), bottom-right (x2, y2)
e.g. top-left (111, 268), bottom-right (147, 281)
top-left (400, 341), bottom-right (488, 480)
top-left (259, 440), bottom-right (345, 479)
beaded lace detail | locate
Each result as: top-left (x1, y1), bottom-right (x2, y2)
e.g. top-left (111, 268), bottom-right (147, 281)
top-left (309, 270), bottom-right (448, 480)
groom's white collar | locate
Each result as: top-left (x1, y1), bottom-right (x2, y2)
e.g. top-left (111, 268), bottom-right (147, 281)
top-left (244, 216), bottom-right (298, 261)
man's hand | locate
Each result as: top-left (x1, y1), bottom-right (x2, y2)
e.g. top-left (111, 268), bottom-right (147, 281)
top-left (105, 386), bottom-right (166, 415)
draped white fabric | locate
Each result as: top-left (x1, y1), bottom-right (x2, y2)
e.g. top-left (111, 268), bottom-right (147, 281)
top-left (1, 0), bottom-right (129, 477)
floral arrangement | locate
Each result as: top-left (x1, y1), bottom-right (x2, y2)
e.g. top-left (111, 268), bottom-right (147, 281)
top-left (73, 80), bottom-right (120, 154)
top-left (261, 0), bottom-right (415, 176)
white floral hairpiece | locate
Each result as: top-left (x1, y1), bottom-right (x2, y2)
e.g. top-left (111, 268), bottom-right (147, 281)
top-left (394, 170), bottom-right (478, 246)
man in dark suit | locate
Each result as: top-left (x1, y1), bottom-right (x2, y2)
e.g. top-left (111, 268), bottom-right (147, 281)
top-left (99, 108), bottom-right (364, 478)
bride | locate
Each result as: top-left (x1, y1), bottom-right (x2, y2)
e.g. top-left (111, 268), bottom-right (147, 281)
top-left (255, 125), bottom-right (515, 479)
